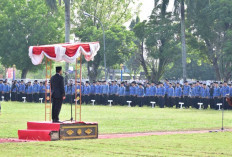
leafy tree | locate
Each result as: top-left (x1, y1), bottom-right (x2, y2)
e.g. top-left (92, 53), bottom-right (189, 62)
top-left (155, 0), bottom-right (188, 81)
top-left (73, 0), bottom-right (138, 81)
top-left (133, 6), bottom-right (181, 82)
top-left (187, 0), bottom-right (232, 81)
top-left (76, 25), bottom-right (136, 81)
top-left (0, 0), bottom-right (64, 78)
top-left (45, 0), bottom-right (71, 82)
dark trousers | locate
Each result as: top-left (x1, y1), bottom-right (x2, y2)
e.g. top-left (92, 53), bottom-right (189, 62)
top-left (27, 94), bottom-right (33, 102)
top-left (167, 97), bottom-right (173, 107)
top-left (183, 96), bottom-right (189, 108)
top-left (119, 96), bottom-right (125, 106)
top-left (202, 98), bottom-right (209, 109)
top-left (102, 94), bottom-right (108, 105)
top-left (18, 92), bottom-right (25, 102)
top-left (11, 92), bottom-right (17, 101)
top-left (164, 94), bottom-right (168, 107)
top-left (159, 96), bottom-right (165, 108)
top-left (209, 97), bottom-right (214, 109)
top-left (52, 98), bottom-right (63, 121)
top-left (137, 97), bottom-right (144, 107)
top-left (4, 93), bottom-right (9, 101)
top-left (175, 97), bottom-right (180, 108)
top-left (33, 93), bottom-right (39, 102)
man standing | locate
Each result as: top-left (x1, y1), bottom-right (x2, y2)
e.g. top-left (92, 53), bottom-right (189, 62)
top-left (51, 66), bottom-right (65, 123)
top-left (182, 81), bottom-right (190, 108)
top-left (174, 82), bottom-right (182, 108)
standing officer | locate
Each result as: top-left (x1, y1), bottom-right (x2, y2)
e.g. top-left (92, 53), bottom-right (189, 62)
top-left (167, 83), bottom-right (174, 108)
top-left (51, 66), bottom-right (65, 123)
top-left (118, 82), bottom-right (125, 105)
top-left (182, 81), bottom-right (190, 108)
top-left (174, 82), bottom-right (182, 108)
top-left (150, 82), bottom-right (157, 104)
top-left (200, 84), bottom-right (210, 109)
top-left (136, 83), bottom-right (144, 107)
top-left (129, 81), bottom-right (137, 107)
top-left (95, 81), bottom-right (101, 104)
top-left (83, 81), bottom-right (90, 104)
top-left (158, 83), bottom-right (165, 108)
top-left (27, 81), bottom-right (33, 102)
top-left (2, 81), bottom-right (10, 101)
top-left (194, 81), bottom-right (201, 108)
top-left (0, 80), bottom-right (3, 99)
top-left (90, 81), bottom-right (96, 102)
top-left (112, 81), bottom-right (119, 105)
top-left (221, 81), bottom-right (230, 110)
top-left (11, 80), bottom-right (18, 101)
top-left (32, 80), bottom-right (39, 102)
top-left (102, 81), bottom-right (109, 105)
top-left (213, 82), bottom-right (221, 110)
top-left (145, 83), bottom-right (151, 106)
top-left (209, 83), bottom-right (214, 109)
top-left (18, 80), bottom-right (25, 102)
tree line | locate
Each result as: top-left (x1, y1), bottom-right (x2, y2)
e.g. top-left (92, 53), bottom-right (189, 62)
top-left (0, 0), bottom-right (231, 82)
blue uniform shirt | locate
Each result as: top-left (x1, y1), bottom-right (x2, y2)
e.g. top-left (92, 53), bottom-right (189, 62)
top-left (145, 87), bottom-right (151, 96)
top-left (183, 85), bottom-right (190, 96)
top-left (230, 87), bottom-right (232, 96)
top-left (150, 85), bottom-right (157, 96)
top-left (157, 87), bottom-right (165, 96)
top-left (27, 85), bottom-right (33, 94)
top-left (221, 85), bottom-right (230, 97)
top-left (102, 84), bottom-right (109, 94)
top-left (83, 85), bottom-right (90, 95)
top-left (129, 86), bottom-right (136, 95)
top-left (112, 84), bottom-right (119, 94)
top-left (174, 86), bottom-right (182, 97)
top-left (3, 84), bottom-right (10, 92)
top-left (19, 84), bottom-right (25, 92)
top-left (95, 85), bottom-right (101, 94)
top-left (167, 87), bottom-right (174, 97)
top-left (0, 83), bottom-right (3, 92)
top-left (137, 87), bottom-right (144, 97)
top-left (213, 87), bottom-right (221, 97)
top-left (194, 85), bottom-right (201, 97)
top-left (201, 87), bottom-right (210, 98)
top-left (90, 85), bottom-right (96, 94)
top-left (118, 86), bottom-right (125, 96)
top-left (33, 83), bottom-right (39, 93)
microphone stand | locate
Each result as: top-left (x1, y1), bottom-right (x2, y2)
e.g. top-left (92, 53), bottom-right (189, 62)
top-left (221, 95), bottom-right (226, 131)
top-left (70, 83), bottom-right (73, 122)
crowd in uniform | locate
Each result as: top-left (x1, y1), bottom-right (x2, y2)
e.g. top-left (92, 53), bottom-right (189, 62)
top-left (64, 79), bottom-right (232, 110)
top-left (0, 79), bottom-right (50, 103)
top-left (1, 79), bottom-right (232, 110)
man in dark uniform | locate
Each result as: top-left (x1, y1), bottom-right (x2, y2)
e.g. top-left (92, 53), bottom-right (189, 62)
top-left (51, 66), bottom-right (65, 123)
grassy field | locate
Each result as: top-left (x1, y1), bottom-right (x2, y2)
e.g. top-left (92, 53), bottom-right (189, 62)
top-left (1, 132), bottom-right (232, 157)
top-left (1, 101), bottom-right (232, 156)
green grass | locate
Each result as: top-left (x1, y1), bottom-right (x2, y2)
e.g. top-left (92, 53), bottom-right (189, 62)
top-left (1, 133), bottom-right (232, 157)
top-left (0, 101), bottom-right (232, 138)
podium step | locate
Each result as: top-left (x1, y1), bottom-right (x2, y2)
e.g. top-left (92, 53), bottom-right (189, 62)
top-left (18, 129), bottom-right (59, 141)
top-left (27, 122), bottom-right (60, 131)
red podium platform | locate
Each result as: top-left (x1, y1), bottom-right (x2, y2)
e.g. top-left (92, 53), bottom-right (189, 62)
top-left (18, 121), bottom-right (98, 141)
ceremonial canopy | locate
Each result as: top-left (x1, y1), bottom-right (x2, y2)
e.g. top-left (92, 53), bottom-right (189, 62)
top-left (29, 42), bottom-right (100, 65)
top-left (28, 41), bottom-right (100, 122)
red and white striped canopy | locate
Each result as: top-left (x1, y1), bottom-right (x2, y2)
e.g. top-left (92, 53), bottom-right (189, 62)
top-left (29, 42), bottom-right (100, 65)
